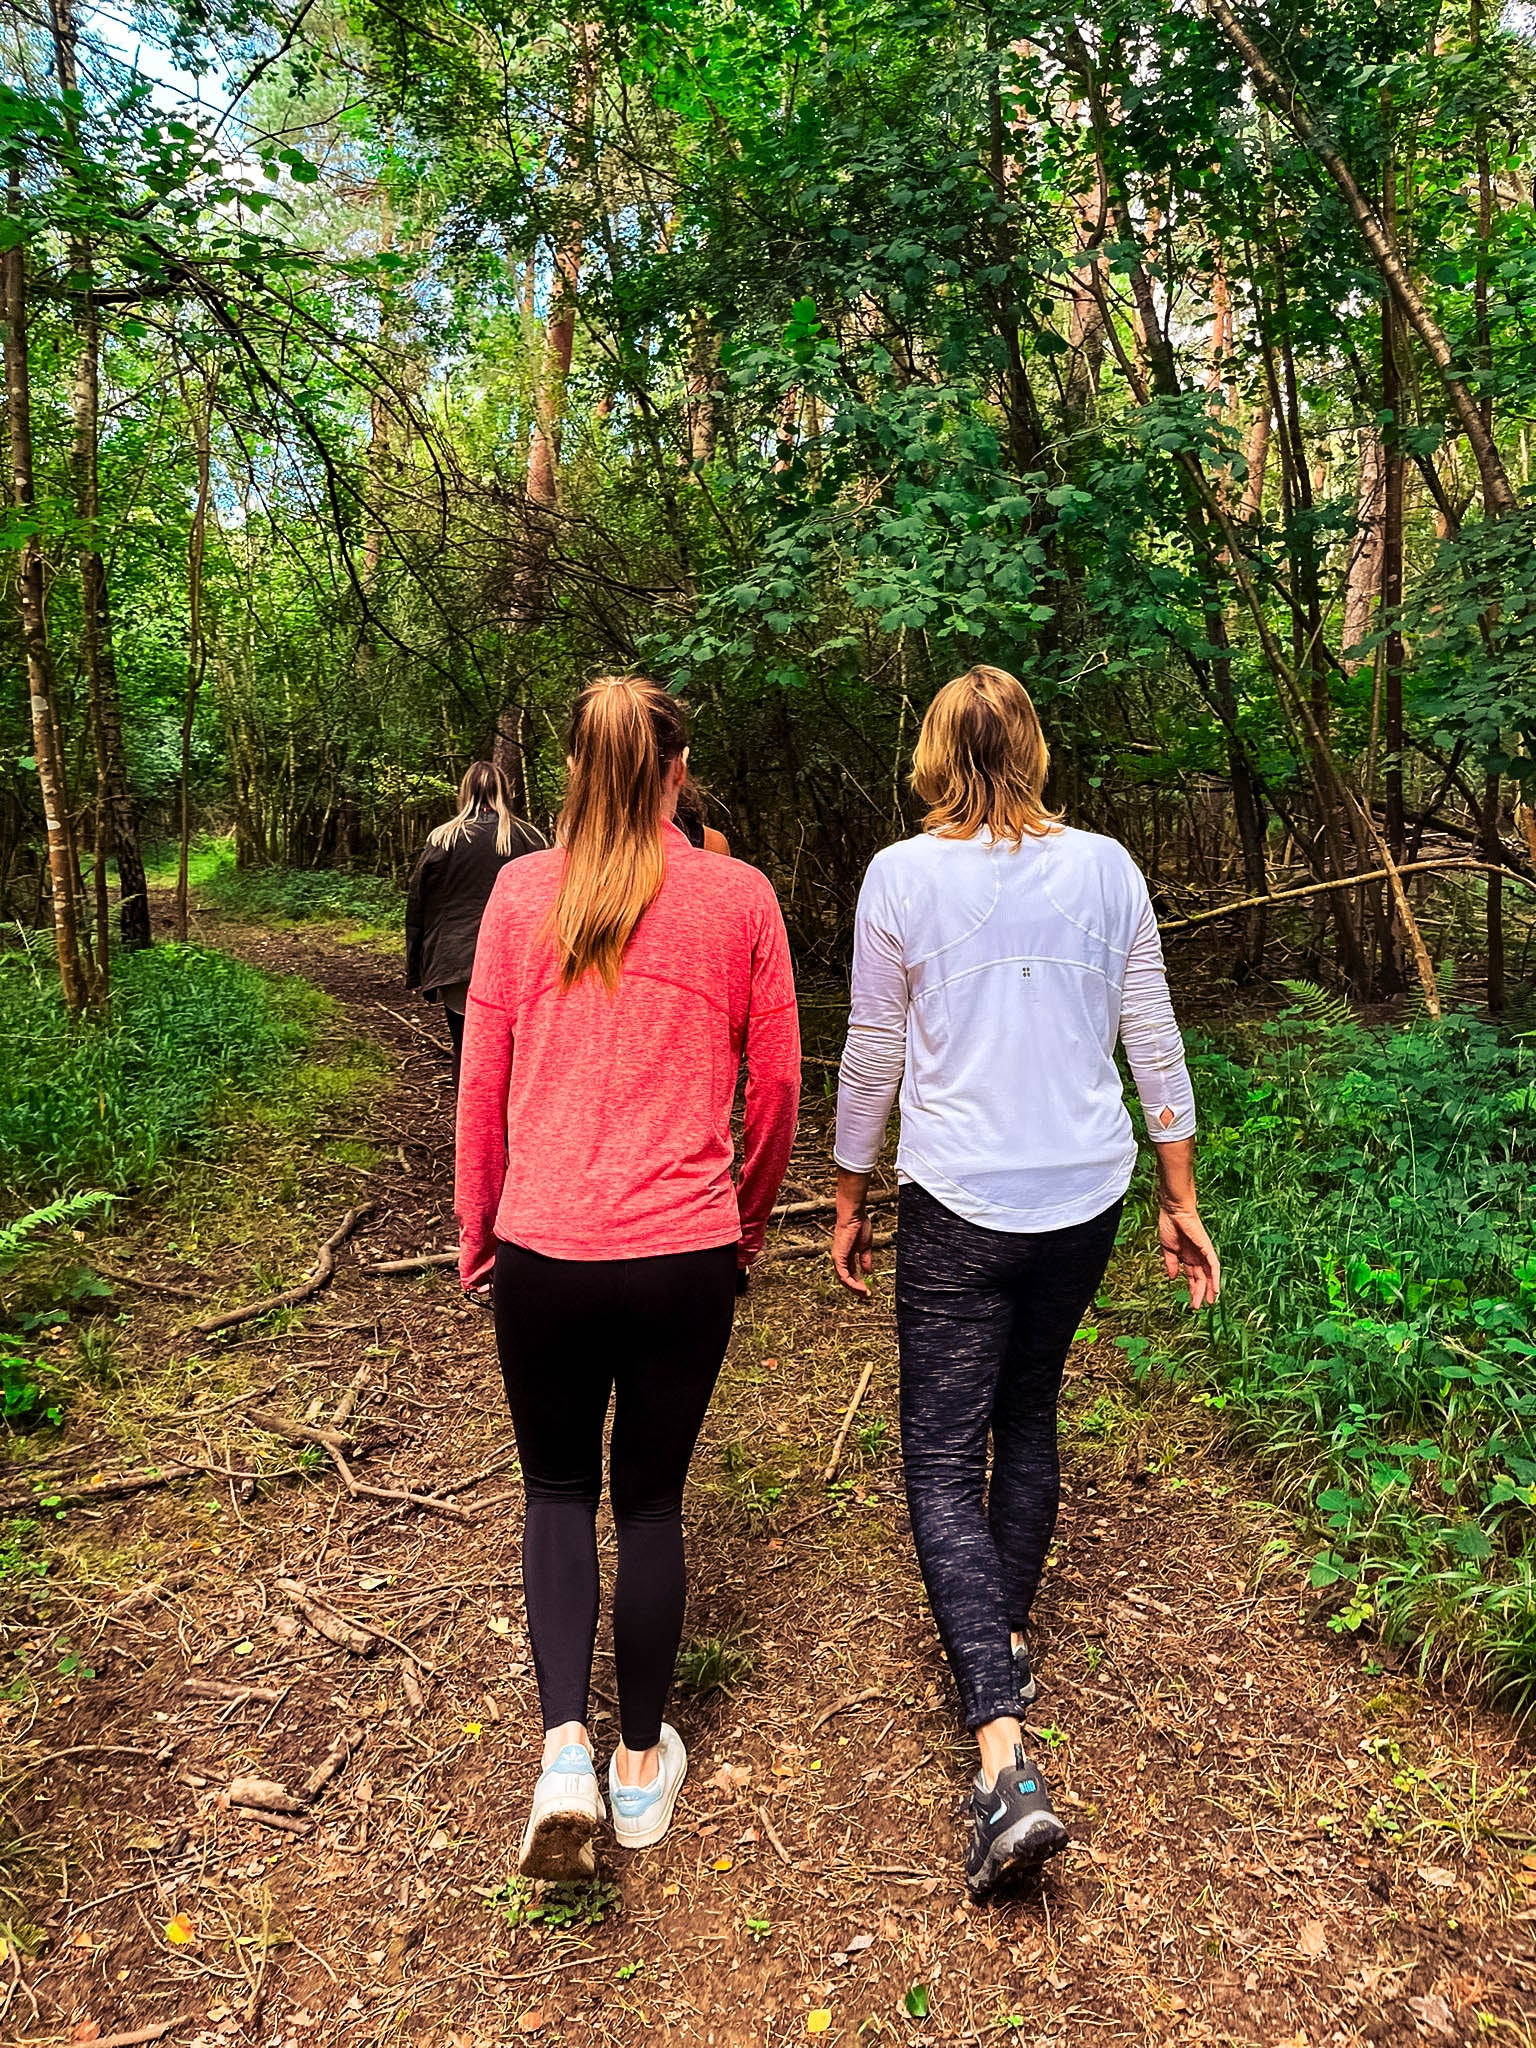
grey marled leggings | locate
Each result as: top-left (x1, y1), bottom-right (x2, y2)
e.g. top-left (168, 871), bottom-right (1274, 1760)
top-left (895, 1180), bottom-right (1123, 1730)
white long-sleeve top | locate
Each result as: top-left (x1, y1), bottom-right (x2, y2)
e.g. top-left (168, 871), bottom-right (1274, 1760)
top-left (834, 826), bottom-right (1196, 1232)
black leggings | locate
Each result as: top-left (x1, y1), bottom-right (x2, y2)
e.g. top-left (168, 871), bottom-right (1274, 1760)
top-left (492, 1238), bottom-right (738, 1751)
top-left (895, 1182), bottom-right (1123, 1731)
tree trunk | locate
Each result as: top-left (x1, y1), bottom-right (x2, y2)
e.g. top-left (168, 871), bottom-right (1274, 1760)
top-left (1206, 0), bottom-right (1516, 518)
top-left (175, 373), bottom-right (213, 944)
top-left (54, 0), bottom-right (150, 956)
top-left (3, 212), bottom-right (89, 1011)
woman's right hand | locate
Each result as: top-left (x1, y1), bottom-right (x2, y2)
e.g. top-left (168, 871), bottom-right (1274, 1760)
top-left (830, 1167), bottom-right (876, 1298)
top-left (1157, 1201), bottom-right (1220, 1309)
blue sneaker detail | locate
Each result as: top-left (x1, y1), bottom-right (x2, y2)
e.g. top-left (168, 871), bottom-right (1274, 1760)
top-left (612, 1776), bottom-right (665, 1822)
top-left (548, 1744), bottom-right (596, 1779)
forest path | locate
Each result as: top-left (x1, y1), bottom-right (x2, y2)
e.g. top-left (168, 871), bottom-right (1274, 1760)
top-left (5, 916), bottom-right (1535, 2048)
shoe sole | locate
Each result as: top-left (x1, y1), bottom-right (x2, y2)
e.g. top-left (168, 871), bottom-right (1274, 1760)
top-left (966, 1812), bottom-right (1069, 1898)
top-left (613, 1753), bottom-right (688, 1851)
top-left (518, 1804), bottom-right (601, 1880)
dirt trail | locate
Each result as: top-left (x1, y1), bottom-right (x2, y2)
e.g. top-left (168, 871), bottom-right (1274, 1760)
top-left (3, 919), bottom-right (1534, 2048)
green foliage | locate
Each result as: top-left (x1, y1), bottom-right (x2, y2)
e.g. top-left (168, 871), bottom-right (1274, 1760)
top-left (200, 861), bottom-right (405, 933)
top-left (0, 1195), bottom-right (116, 1432)
top-left (0, 943), bottom-right (319, 1196)
top-left (674, 1632), bottom-right (755, 1695)
top-left (1189, 1003), bottom-right (1536, 1703)
top-left (488, 1875), bottom-right (620, 1934)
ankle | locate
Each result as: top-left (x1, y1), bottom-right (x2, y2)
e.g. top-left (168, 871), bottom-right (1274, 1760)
top-left (614, 1741), bottom-right (661, 1788)
top-left (541, 1721), bottom-right (591, 1770)
top-left (975, 1716), bottom-right (1024, 1790)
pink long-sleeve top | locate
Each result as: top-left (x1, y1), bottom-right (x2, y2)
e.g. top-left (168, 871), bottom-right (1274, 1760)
top-left (455, 822), bottom-right (801, 1282)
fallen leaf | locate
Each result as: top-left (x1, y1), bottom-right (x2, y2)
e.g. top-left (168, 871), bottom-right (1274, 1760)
top-left (708, 1763), bottom-right (752, 1795)
top-left (1416, 1866), bottom-right (1456, 1888)
top-left (487, 1616), bottom-right (513, 1636)
top-left (904, 1985), bottom-right (930, 2018)
top-left (846, 1933), bottom-right (874, 1954)
top-left (165, 1912), bottom-right (195, 1946)
top-left (1297, 1920), bottom-right (1327, 1959)
top-left (230, 1640), bottom-right (253, 1657)
top-left (1406, 1992), bottom-right (1457, 2040)
top-left (69, 1927), bottom-right (99, 1948)
top-left (70, 2024), bottom-right (101, 2043)
top-left (807, 2014), bottom-right (832, 2036)
top-left (517, 2012), bottom-right (545, 2035)
top-left (1521, 1851), bottom-right (1536, 1872)
top-left (461, 1722), bottom-right (483, 1740)
top-left (661, 1882), bottom-right (679, 1898)
top-left (711, 1856), bottom-right (734, 1872)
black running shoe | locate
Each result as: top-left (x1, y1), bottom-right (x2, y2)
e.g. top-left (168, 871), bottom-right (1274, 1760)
top-left (1013, 1641), bottom-right (1038, 1709)
top-left (964, 1748), bottom-right (1069, 1898)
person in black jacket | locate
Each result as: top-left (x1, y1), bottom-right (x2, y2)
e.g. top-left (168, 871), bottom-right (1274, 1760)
top-left (406, 762), bottom-right (544, 1084)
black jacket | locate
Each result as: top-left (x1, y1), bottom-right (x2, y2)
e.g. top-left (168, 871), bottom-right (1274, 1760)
top-left (405, 810), bottom-right (544, 997)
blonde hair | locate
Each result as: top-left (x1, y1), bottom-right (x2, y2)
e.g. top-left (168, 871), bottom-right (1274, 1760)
top-left (553, 674), bottom-right (688, 990)
top-left (911, 665), bottom-right (1058, 845)
top-left (428, 760), bottom-right (522, 857)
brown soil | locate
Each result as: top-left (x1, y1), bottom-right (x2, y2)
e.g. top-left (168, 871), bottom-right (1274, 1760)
top-left (3, 914), bottom-right (1534, 2048)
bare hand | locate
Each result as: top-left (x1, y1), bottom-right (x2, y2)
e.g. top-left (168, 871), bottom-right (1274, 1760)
top-left (1157, 1202), bottom-right (1220, 1310)
top-left (831, 1212), bottom-right (874, 1297)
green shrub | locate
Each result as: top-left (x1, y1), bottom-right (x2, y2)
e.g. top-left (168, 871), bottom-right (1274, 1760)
top-left (201, 860), bottom-right (403, 930)
top-left (0, 943), bottom-right (317, 1197)
top-left (1183, 1003), bottom-right (1536, 1704)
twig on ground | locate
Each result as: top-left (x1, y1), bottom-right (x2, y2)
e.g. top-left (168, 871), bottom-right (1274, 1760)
top-left (276, 1580), bottom-right (378, 1657)
top-left (756, 1804), bottom-right (793, 1866)
top-left (437, 1447), bottom-right (521, 1496)
top-left (302, 1722), bottom-right (365, 1801)
top-left (87, 1259), bottom-right (203, 1299)
top-left (245, 1410), bottom-right (354, 1452)
top-left (822, 1361), bottom-right (878, 1483)
top-left (810, 1686), bottom-right (887, 1734)
top-left (192, 1205), bottom-right (376, 1336)
top-left (222, 1775), bottom-right (307, 1817)
top-left (49, 2019), bottom-right (190, 2048)
top-left (770, 1190), bottom-right (897, 1223)
top-left (373, 998), bottom-right (445, 1046)
top-left (182, 1678), bottom-right (287, 1707)
top-left (0, 1464), bottom-right (198, 1514)
top-left (770, 1228), bottom-right (896, 1265)
top-left (327, 1443), bottom-right (480, 1525)
top-left (110, 1570), bottom-right (197, 1614)
top-left (361, 1250), bottom-right (459, 1276)
top-left (330, 1364), bottom-right (372, 1429)
top-left (0, 1743), bottom-right (168, 1794)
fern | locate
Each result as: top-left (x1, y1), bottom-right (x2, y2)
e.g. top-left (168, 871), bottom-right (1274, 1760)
top-left (0, 1191), bottom-right (114, 1273)
top-left (1277, 978), bottom-right (1357, 1030)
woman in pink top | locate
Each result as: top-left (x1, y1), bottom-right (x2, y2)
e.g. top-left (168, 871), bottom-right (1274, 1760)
top-left (456, 675), bottom-right (799, 1878)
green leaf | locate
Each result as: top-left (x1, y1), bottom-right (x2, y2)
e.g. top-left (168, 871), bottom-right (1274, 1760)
top-left (904, 1985), bottom-right (930, 2018)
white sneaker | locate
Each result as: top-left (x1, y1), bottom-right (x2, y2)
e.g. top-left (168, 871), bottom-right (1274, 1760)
top-left (517, 1743), bottom-right (606, 1879)
top-left (609, 1725), bottom-right (688, 1850)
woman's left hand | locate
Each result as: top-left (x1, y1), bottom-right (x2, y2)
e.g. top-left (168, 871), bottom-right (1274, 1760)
top-left (1157, 1201), bottom-right (1221, 1310)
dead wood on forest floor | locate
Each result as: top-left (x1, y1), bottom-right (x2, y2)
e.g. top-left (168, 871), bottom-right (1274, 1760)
top-left (5, 912), bottom-right (1535, 2048)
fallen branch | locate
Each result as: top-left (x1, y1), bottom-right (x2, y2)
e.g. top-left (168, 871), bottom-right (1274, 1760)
top-left (822, 1361), bottom-right (877, 1484)
top-left (400, 1660), bottom-right (425, 1714)
top-left (810, 1686), bottom-right (886, 1734)
top-left (53, 2019), bottom-right (190, 2048)
top-left (0, 1463), bottom-right (198, 1514)
top-left (228, 1804), bottom-right (312, 1836)
top-left (770, 1191), bottom-right (897, 1224)
top-left (87, 1259), bottom-right (203, 1300)
top-left (275, 1579), bottom-right (437, 1674)
top-left (245, 1410), bottom-right (354, 1453)
top-left (328, 1443), bottom-right (480, 1526)
top-left (182, 1678), bottom-right (287, 1707)
top-left (756, 1804), bottom-right (793, 1867)
top-left (193, 1205), bottom-right (376, 1336)
top-left (303, 1722), bottom-right (365, 1801)
top-left (330, 1365), bottom-right (372, 1430)
top-left (110, 1570), bottom-right (196, 1614)
top-left (361, 1250), bottom-right (458, 1276)
top-left (437, 1447), bottom-right (521, 1497)
top-left (222, 1774), bottom-right (306, 1817)
top-left (1158, 858), bottom-right (1534, 933)
top-left (769, 1228), bottom-right (896, 1265)
top-left (276, 1579), bottom-right (378, 1658)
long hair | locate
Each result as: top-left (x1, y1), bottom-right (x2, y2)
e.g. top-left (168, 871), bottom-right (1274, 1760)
top-left (428, 761), bottom-right (521, 857)
top-left (552, 675), bottom-right (688, 990)
top-left (911, 665), bottom-right (1059, 846)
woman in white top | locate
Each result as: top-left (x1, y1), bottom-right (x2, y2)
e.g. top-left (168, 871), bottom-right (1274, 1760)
top-left (830, 665), bottom-right (1219, 1898)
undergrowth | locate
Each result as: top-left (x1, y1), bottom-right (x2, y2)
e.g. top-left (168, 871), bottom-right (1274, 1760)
top-left (0, 939), bottom-right (324, 1196)
top-left (1176, 999), bottom-right (1536, 1711)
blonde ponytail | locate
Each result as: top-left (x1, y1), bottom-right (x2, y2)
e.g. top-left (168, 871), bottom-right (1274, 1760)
top-left (428, 760), bottom-right (523, 857)
top-left (553, 675), bottom-right (688, 989)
